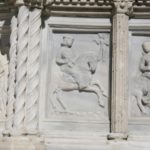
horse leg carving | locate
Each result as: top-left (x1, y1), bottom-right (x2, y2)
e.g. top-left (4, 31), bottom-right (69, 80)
top-left (53, 88), bottom-right (66, 111)
top-left (92, 82), bottom-right (108, 106)
top-left (49, 90), bottom-right (58, 111)
top-left (85, 85), bottom-right (104, 107)
top-left (134, 89), bottom-right (147, 114)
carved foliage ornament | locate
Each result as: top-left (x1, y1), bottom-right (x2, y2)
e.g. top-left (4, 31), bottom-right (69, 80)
top-left (6, 0), bottom-right (43, 8)
top-left (6, 0), bottom-right (141, 17)
top-left (6, 0), bottom-right (134, 11)
top-left (6, 0), bottom-right (110, 5)
top-left (24, 0), bottom-right (43, 8)
top-left (113, 0), bottom-right (134, 15)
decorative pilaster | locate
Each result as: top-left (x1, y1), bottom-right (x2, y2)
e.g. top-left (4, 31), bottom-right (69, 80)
top-left (13, 5), bottom-right (29, 134)
top-left (6, 16), bottom-right (18, 131)
top-left (6, 0), bottom-right (42, 135)
top-left (108, 0), bottom-right (134, 140)
top-left (24, 8), bottom-right (41, 134)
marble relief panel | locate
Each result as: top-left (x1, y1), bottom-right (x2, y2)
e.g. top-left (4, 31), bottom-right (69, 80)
top-left (129, 33), bottom-right (150, 117)
top-left (45, 30), bottom-right (111, 124)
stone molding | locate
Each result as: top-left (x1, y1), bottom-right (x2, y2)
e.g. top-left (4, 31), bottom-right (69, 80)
top-left (3, 0), bottom-right (149, 18)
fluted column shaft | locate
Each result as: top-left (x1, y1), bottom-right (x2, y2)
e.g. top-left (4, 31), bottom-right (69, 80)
top-left (108, 0), bottom-right (134, 140)
top-left (111, 13), bottom-right (129, 133)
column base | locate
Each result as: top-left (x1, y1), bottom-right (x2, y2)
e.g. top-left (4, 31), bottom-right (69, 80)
top-left (107, 133), bottom-right (128, 140)
top-left (0, 136), bottom-right (45, 150)
top-left (3, 129), bottom-right (39, 136)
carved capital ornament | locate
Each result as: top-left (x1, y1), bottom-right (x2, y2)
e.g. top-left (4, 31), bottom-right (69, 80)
top-left (113, 0), bottom-right (134, 15)
top-left (7, 0), bottom-right (44, 8)
top-left (24, 0), bottom-right (43, 8)
top-left (6, 0), bottom-right (150, 18)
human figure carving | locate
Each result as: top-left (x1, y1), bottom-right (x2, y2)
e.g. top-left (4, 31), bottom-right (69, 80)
top-left (51, 36), bottom-right (107, 111)
top-left (140, 42), bottom-right (150, 79)
top-left (56, 37), bottom-right (98, 90)
top-left (133, 42), bottom-right (150, 115)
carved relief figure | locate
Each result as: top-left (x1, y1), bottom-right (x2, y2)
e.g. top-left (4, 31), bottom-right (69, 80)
top-left (94, 33), bottom-right (109, 62)
top-left (56, 36), bottom-right (98, 90)
top-left (140, 42), bottom-right (150, 79)
top-left (51, 35), bottom-right (108, 111)
top-left (132, 42), bottom-right (150, 115)
top-left (0, 52), bottom-right (8, 118)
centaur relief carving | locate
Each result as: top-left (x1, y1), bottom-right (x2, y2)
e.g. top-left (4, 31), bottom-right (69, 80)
top-left (50, 34), bottom-right (109, 112)
top-left (132, 42), bottom-right (150, 115)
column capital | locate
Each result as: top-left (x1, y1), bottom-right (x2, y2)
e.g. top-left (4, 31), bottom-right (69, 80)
top-left (24, 0), bottom-right (43, 9)
top-left (7, 0), bottom-right (44, 8)
top-left (6, 0), bottom-right (24, 5)
top-left (113, 0), bottom-right (134, 16)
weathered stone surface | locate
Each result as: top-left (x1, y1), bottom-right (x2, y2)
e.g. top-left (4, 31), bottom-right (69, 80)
top-left (0, 137), bottom-right (45, 150)
top-left (0, 0), bottom-right (150, 149)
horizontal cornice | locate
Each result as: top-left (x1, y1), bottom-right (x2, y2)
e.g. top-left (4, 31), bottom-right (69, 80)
top-left (1, 0), bottom-right (150, 18)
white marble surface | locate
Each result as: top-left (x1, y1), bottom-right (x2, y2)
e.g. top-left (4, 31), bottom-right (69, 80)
top-left (0, 1), bottom-right (150, 149)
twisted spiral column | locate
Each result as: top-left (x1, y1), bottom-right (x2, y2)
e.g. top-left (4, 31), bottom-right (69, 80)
top-left (24, 8), bottom-right (41, 134)
top-left (6, 16), bottom-right (18, 131)
top-left (13, 6), bottom-right (29, 134)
